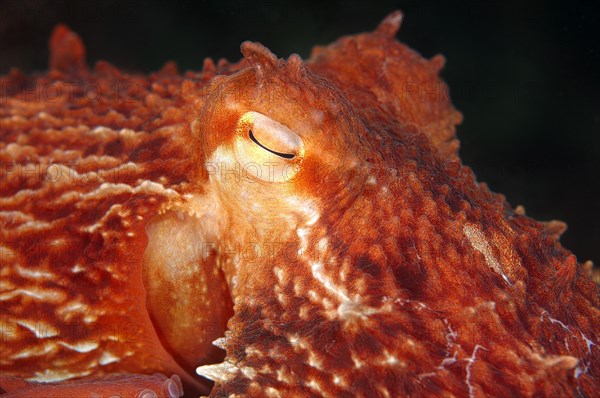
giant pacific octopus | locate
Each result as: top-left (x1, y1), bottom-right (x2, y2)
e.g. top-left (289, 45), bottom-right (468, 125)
top-left (0, 11), bottom-right (598, 398)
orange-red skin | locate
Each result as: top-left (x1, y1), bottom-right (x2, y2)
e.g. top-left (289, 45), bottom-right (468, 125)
top-left (1, 12), bottom-right (598, 398)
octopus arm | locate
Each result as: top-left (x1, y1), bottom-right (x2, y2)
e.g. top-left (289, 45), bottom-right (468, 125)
top-left (0, 374), bottom-right (183, 398)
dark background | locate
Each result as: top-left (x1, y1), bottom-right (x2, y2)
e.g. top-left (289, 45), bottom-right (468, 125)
top-left (1, 0), bottom-right (598, 267)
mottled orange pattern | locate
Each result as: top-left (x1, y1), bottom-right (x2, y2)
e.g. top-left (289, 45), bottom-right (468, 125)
top-left (1, 12), bottom-right (598, 398)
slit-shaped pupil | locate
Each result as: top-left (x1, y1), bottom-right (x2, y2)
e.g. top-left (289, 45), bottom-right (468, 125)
top-left (249, 129), bottom-right (295, 159)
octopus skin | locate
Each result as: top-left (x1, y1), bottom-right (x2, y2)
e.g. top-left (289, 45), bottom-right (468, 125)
top-left (0, 11), bottom-right (599, 398)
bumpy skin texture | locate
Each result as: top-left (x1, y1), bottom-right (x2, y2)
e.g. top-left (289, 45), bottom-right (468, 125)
top-left (1, 12), bottom-right (599, 398)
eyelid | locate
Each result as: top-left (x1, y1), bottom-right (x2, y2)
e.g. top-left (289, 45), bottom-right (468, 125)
top-left (241, 111), bottom-right (304, 158)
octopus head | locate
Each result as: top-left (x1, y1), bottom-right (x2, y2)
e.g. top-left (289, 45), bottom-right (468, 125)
top-left (143, 42), bottom-right (373, 389)
top-left (194, 41), bottom-right (372, 278)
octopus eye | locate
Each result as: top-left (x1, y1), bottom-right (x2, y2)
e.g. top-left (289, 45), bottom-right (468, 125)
top-left (234, 111), bottom-right (303, 182)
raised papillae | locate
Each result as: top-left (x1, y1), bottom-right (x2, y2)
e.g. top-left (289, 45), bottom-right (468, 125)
top-left (1, 11), bottom-right (598, 398)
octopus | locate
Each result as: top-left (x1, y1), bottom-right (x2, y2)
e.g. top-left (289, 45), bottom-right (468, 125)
top-left (0, 11), bottom-right (598, 398)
